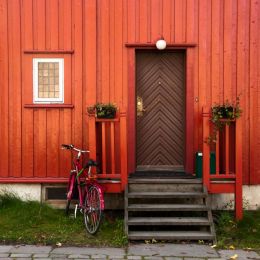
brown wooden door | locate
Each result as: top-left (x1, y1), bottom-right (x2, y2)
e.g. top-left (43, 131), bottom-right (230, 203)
top-left (136, 51), bottom-right (185, 171)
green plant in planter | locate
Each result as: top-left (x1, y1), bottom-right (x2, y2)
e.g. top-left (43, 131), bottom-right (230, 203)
top-left (206, 96), bottom-right (242, 144)
top-left (94, 103), bottom-right (117, 119)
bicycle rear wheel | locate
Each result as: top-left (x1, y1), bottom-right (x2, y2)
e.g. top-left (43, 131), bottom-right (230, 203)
top-left (84, 185), bottom-right (103, 234)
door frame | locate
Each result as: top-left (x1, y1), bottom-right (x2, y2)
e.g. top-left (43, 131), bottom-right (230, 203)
top-left (126, 45), bottom-right (197, 175)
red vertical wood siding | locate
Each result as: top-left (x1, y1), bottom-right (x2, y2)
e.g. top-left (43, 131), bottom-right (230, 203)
top-left (0, 0), bottom-right (9, 177)
top-left (0, 0), bottom-right (260, 185)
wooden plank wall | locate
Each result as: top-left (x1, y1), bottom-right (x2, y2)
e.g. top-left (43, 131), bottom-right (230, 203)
top-left (0, 0), bottom-right (259, 185)
top-left (0, 0), bottom-right (81, 180)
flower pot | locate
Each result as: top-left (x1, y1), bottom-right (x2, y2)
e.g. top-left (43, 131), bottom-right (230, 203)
top-left (96, 107), bottom-right (116, 119)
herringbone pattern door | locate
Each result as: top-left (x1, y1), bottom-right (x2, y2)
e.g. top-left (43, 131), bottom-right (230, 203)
top-left (136, 52), bottom-right (185, 170)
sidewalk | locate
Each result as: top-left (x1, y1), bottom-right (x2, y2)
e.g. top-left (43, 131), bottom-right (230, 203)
top-left (0, 244), bottom-right (259, 260)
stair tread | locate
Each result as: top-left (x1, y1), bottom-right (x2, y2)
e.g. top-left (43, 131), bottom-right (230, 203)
top-left (128, 204), bottom-right (209, 211)
top-left (128, 178), bottom-right (202, 184)
top-left (128, 231), bottom-right (214, 239)
top-left (128, 217), bottom-right (210, 225)
top-left (128, 192), bottom-right (207, 198)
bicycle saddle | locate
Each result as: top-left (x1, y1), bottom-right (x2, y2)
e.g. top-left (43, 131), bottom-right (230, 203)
top-left (85, 159), bottom-right (98, 168)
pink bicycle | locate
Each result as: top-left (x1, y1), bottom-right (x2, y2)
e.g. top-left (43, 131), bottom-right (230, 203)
top-left (61, 144), bottom-right (104, 234)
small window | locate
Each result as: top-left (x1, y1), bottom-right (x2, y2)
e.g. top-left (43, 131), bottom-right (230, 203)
top-left (33, 58), bottom-right (64, 103)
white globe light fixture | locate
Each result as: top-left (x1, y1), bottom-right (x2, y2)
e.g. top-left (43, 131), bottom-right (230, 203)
top-left (156, 37), bottom-right (167, 50)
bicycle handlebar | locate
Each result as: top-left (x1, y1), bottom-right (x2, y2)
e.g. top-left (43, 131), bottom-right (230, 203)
top-left (61, 144), bottom-right (89, 153)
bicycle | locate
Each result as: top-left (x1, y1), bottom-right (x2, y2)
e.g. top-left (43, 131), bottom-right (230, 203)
top-left (61, 144), bottom-right (104, 234)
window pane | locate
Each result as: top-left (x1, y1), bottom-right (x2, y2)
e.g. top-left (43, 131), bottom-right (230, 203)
top-left (37, 62), bottom-right (60, 100)
top-left (38, 85), bottom-right (44, 91)
top-left (38, 63), bottom-right (44, 69)
top-left (39, 92), bottom-right (44, 98)
top-left (38, 77), bottom-right (43, 84)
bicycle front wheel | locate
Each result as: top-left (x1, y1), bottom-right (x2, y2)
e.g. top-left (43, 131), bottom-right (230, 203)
top-left (84, 185), bottom-right (103, 234)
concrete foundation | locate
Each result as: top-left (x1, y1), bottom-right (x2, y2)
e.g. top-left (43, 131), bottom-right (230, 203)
top-left (0, 184), bottom-right (41, 201)
top-left (210, 185), bottom-right (260, 210)
top-left (0, 183), bottom-right (259, 210)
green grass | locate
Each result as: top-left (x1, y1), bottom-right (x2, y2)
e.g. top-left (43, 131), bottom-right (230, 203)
top-left (0, 193), bottom-right (127, 247)
top-left (1, 193), bottom-right (260, 249)
top-left (215, 210), bottom-right (260, 249)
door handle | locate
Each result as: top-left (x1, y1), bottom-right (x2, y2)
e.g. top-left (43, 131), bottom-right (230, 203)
top-left (137, 96), bottom-right (145, 116)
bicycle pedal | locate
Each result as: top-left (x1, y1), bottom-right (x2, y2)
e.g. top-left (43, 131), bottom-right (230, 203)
top-left (74, 204), bottom-right (78, 219)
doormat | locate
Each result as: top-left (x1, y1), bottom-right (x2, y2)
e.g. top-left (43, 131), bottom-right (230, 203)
top-left (130, 171), bottom-right (196, 179)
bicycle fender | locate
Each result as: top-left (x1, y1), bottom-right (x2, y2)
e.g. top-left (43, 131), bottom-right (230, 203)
top-left (94, 183), bottom-right (105, 210)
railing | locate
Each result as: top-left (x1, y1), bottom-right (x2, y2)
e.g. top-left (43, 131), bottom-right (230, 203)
top-left (202, 107), bottom-right (243, 220)
top-left (88, 110), bottom-right (128, 192)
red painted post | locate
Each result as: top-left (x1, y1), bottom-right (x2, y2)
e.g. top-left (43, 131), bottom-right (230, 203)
top-left (101, 122), bottom-right (107, 175)
top-left (235, 119), bottom-right (243, 220)
top-left (120, 110), bottom-right (128, 191)
top-left (111, 122), bottom-right (116, 175)
top-left (202, 107), bottom-right (210, 190)
top-left (216, 131), bottom-right (220, 175)
top-left (225, 124), bottom-right (230, 175)
top-left (88, 114), bottom-right (97, 161)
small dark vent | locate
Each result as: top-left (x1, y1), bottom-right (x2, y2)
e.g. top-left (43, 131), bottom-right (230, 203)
top-left (46, 187), bottom-right (67, 200)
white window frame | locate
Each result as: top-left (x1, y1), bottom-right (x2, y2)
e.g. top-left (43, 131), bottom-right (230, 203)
top-left (33, 58), bottom-right (64, 103)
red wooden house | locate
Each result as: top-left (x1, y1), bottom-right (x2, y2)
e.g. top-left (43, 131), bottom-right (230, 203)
top-left (0, 0), bottom-right (260, 231)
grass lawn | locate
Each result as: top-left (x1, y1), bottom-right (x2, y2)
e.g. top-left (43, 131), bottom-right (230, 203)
top-left (215, 210), bottom-right (260, 249)
top-left (0, 194), bottom-right (259, 249)
top-left (0, 194), bottom-right (127, 247)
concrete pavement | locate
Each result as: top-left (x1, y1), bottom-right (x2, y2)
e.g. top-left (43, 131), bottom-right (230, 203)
top-left (0, 244), bottom-right (259, 260)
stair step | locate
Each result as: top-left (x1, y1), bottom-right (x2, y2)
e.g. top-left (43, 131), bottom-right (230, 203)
top-left (128, 192), bottom-right (207, 198)
top-left (128, 231), bottom-right (214, 240)
top-left (128, 204), bottom-right (209, 211)
top-left (128, 217), bottom-right (210, 225)
top-left (128, 178), bottom-right (202, 184)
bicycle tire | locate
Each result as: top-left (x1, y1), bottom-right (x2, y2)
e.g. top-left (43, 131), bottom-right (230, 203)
top-left (84, 185), bottom-right (103, 234)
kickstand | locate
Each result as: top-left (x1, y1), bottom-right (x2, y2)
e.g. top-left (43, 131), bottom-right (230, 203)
top-left (74, 204), bottom-right (78, 219)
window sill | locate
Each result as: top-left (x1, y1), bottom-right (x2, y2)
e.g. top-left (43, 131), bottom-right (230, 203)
top-left (24, 50), bottom-right (74, 54)
top-left (24, 104), bottom-right (74, 108)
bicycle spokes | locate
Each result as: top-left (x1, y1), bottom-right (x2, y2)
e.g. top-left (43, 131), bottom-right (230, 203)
top-left (84, 186), bottom-right (102, 234)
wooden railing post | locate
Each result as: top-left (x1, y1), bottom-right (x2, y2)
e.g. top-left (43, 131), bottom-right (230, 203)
top-left (225, 124), bottom-right (230, 174)
top-left (88, 113), bottom-right (96, 161)
top-left (216, 131), bottom-right (220, 175)
top-left (120, 110), bottom-right (128, 191)
top-left (101, 122), bottom-right (107, 174)
top-left (110, 122), bottom-right (116, 175)
top-left (202, 107), bottom-right (210, 190)
top-left (235, 118), bottom-right (243, 220)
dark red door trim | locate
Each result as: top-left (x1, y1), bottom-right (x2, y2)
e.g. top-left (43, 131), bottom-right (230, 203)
top-left (127, 47), bottom-right (195, 175)
top-left (127, 48), bottom-right (136, 174)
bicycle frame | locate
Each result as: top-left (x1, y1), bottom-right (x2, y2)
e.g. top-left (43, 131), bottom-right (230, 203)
top-left (62, 143), bottom-right (104, 234)
top-left (67, 154), bottom-right (104, 213)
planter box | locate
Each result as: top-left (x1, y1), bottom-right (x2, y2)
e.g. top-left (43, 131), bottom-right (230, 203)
top-left (96, 108), bottom-right (116, 119)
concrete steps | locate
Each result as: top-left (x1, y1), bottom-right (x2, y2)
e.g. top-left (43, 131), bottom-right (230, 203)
top-left (128, 217), bottom-right (211, 226)
top-left (128, 231), bottom-right (215, 240)
top-left (125, 177), bottom-right (216, 242)
top-left (128, 204), bottom-right (209, 211)
top-left (128, 192), bottom-right (207, 198)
